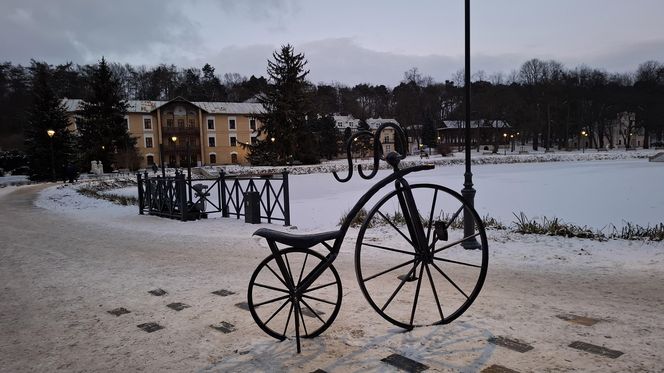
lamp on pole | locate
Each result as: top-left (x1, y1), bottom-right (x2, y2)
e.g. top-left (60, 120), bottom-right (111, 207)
top-left (171, 136), bottom-right (177, 168)
top-left (461, 0), bottom-right (480, 249)
top-left (47, 129), bottom-right (56, 181)
top-left (581, 130), bottom-right (588, 153)
top-left (503, 133), bottom-right (508, 155)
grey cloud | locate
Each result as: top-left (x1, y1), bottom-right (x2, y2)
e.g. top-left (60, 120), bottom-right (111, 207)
top-left (201, 38), bottom-right (532, 86)
top-left (0, 0), bottom-right (201, 64)
top-left (572, 39), bottom-right (664, 73)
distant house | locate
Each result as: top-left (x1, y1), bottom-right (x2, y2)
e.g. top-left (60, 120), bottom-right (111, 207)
top-left (333, 115), bottom-right (360, 133)
top-left (63, 97), bottom-right (264, 168)
top-left (438, 120), bottom-right (511, 149)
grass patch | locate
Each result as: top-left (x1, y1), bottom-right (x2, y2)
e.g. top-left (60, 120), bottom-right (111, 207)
top-left (76, 178), bottom-right (138, 206)
top-left (512, 212), bottom-right (601, 239)
top-left (608, 222), bottom-right (664, 241)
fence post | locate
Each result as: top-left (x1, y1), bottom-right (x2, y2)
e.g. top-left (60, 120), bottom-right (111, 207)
top-left (282, 170), bottom-right (290, 226)
top-left (219, 170), bottom-right (229, 217)
top-left (178, 174), bottom-right (187, 221)
top-left (144, 171), bottom-right (151, 214)
top-left (137, 172), bottom-right (145, 215)
top-left (266, 178), bottom-right (272, 224)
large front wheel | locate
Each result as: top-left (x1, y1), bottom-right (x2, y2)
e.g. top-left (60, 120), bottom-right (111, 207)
top-left (355, 183), bottom-right (488, 329)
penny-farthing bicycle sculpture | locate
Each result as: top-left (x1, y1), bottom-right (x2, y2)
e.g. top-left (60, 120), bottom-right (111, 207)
top-left (248, 124), bottom-right (488, 353)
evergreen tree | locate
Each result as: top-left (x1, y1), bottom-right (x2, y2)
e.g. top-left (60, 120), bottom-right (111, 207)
top-left (24, 61), bottom-right (77, 180)
top-left (250, 44), bottom-right (317, 165)
top-left (315, 115), bottom-right (339, 160)
top-left (77, 57), bottom-right (134, 172)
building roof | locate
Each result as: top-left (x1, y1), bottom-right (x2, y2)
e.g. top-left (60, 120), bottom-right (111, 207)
top-left (366, 118), bottom-right (400, 130)
top-left (62, 98), bottom-right (264, 115)
top-left (440, 120), bottom-right (510, 130)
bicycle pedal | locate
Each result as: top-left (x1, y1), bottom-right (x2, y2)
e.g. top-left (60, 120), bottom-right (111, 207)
top-left (397, 274), bottom-right (418, 282)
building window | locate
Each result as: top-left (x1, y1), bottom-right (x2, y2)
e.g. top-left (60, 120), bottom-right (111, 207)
top-left (231, 153), bottom-right (238, 164)
top-left (208, 137), bottom-right (216, 147)
top-left (124, 116), bottom-right (129, 130)
top-left (230, 136), bottom-right (237, 147)
top-left (207, 118), bottom-right (215, 130)
top-left (209, 154), bottom-right (216, 164)
top-left (178, 119), bottom-right (185, 127)
top-left (187, 118), bottom-right (195, 128)
top-left (249, 118), bottom-right (256, 130)
top-left (251, 137), bottom-right (258, 145)
top-left (143, 118), bottom-right (152, 130)
top-left (145, 137), bottom-right (153, 148)
top-left (229, 117), bottom-right (236, 130)
top-left (167, 118), bottom-right (173, 127)
top-left (146, 155), bottom-right (154, 165)
top-left (386, 145), bottom-right (391, 152)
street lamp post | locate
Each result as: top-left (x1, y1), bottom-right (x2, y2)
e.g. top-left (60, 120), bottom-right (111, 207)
top-left (171, 136), bottom-right (178, 168)
top-left (581, 131), bottom-right (588, 153)
top-left (47, 129), bottom-right (56, 181)
top-left (503, 133), bottom-right (507, 155)
top-left (461, 0), bottom-right (480, 249)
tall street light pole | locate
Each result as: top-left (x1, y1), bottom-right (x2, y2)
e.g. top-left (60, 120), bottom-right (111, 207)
top-left (47, 129), bottom-right (56, 181)
top-left (462, 0), bottom-right (481, 249)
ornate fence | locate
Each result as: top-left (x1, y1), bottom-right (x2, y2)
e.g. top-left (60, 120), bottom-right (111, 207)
top-left (137, 170), bottom-right (290, 225)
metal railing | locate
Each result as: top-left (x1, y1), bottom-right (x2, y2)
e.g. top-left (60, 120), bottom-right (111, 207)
top-left (137, 170), bottom-right (290, 225)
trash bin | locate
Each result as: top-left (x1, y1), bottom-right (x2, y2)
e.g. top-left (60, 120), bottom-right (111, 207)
top-left (244, 191), bottom-right (261, 224)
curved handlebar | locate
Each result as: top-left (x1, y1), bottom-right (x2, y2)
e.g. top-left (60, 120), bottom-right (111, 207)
top-left (332, 123), bottom-right (410, 183)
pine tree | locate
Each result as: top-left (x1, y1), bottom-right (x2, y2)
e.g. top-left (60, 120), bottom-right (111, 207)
top-left (315, 115), bottom-right (339, 160)
top-left (24, 61), bottom-right (76, 181)
top-left (250, 44), bottom-right (317, 165)
top-left (77, 57), bottom-right (134, 172)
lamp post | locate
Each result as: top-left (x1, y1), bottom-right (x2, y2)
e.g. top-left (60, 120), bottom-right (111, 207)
top-left (47, 129), bottom-right (56, 181)
top-left (461, 0), bottom-right (480, 249)
top-left (581, 131), bottom-right (588, 153)
top-left (503, 133), bottom-right (507, 155)
top-left (171, 136), bottom-right (177, 168)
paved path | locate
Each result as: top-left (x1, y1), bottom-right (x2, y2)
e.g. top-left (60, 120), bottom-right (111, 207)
top-left (1, 185), bottom-right (663, 372)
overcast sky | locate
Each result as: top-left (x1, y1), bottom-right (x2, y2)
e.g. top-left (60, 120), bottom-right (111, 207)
top-left (2, 0), bottom-right (664, 86)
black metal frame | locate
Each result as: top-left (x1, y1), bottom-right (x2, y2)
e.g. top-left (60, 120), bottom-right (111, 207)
top-left (248, 124), bottom-right (489, 353)
top-left (137, 170), bottom-right (290, 225)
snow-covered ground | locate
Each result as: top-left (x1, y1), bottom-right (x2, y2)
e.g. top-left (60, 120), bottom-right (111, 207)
top-left (2, 155), bottom-right (663, 372)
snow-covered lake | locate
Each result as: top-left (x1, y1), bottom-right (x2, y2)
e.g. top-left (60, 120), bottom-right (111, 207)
top-left (289, 159), bottom-right (663, 231)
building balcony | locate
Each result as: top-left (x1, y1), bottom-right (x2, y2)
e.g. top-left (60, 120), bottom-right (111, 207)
top-left (162, 126), bottom-right (200, 135)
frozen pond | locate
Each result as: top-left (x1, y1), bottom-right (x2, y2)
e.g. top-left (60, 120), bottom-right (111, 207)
top-left (288, 159), bottom-right (664, 231)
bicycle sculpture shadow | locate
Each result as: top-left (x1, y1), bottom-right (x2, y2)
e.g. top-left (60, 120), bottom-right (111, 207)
top-left (248, 124), bottom-right (489, 353)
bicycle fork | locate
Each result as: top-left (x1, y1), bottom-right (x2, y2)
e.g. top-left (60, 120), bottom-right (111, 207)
top-left (394, 178), bottom-right (430, 281)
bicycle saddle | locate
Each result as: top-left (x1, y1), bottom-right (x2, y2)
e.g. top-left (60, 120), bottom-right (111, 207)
top-left (254, 228), bottom-right (340, 248)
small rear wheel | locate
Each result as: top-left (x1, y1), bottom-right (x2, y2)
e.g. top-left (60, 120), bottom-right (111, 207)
top-left (355, 183), bottom-right (488, 329)
top-left (248, 247), bottom-right (342, 341)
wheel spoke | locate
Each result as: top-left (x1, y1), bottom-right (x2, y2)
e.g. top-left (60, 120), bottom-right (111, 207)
top-left (297, 253), bottom-right (309, 287)
top-left (432, 256), bottom-right (481, 269)
top-left (431, 262), bottom-right (470, 299)
top-left (381, 262), bottom-right (419, 312)
top-left (300, 298), bottom-right (326, 324)
top-left (303, 280), bottom-right (338, 293)
top-left (253, 282), bottom-right (290, 293)
top-left (266, 264), bottom-right (288, 288)
top-left (432, 232), bottom-right (482, 254)
top-left (254, 294), bottom-right (291, 308)
top-left (409, 263), bottom-right (425, 326)
top-left (362, 242), bottom-right (417, 256)
top-left (363, 258), bottom-right (417, 282)
top-left (425, 264), bottom-right (444, 320)
top-left (302, 293), bottom-right (338, 306)
top-left (282, 302), bottom-right (294, 336)
top-left (264, 299), bottom-right (291, 325)
top-left (296, 302), bottom-right (308, 335)
top-left (377, 210), bottom-right (415, 247)
top-left (425, 188), bottom-right (439, 243)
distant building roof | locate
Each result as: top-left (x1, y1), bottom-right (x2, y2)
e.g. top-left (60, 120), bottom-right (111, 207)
top-left (62, 98), bottom-right (264, 115)
top-left (441, 120), bottom-right (510, 129)
top-left (366, 118), bottom-right (400, 130)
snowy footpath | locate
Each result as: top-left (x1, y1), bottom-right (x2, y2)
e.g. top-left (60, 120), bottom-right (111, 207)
top-left (1, 158), bottom-right (663, 372)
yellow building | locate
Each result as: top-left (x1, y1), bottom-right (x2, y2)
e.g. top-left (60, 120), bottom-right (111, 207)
top-left (63, 97), bottom-right (263, 168)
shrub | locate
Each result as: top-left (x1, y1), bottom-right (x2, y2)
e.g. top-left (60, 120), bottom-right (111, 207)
top-left (437, 143), bottom-right (453, 156)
